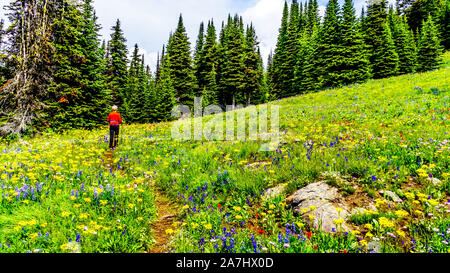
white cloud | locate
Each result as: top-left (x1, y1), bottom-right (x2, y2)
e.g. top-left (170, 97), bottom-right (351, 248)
top-left (94, 0), bottom-right (236, 71)
top-left (242, 0), bottom-right (285, 67)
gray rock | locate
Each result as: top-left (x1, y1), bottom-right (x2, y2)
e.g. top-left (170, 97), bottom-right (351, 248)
top-left (427, 177), bottom-right (442, 187)
top-left (367, 241), bottom-right (382, 253)
top-left (288, 181), bottom-right (350, 232)
top-left (379, 190), bottom-right (403, 203)
top-left (67, 242), bottom-right (81, 253)
top-left (263, 184), bottom-right (286, 200)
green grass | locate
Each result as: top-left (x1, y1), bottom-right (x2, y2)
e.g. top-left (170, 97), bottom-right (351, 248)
top-left (1, 52), bottom-right (449, 253)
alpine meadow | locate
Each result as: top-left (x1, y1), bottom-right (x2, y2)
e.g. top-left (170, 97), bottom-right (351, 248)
top-left (0, 0), bottom-right (450, 256)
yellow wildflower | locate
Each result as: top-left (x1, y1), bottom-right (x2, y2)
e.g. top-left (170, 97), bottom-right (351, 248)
top-left (364, 223), bottom-right (374, 230)
top-left (395, 210), bottom-right (409, 218)
top-left (61, 211), bottom-right (71, 217)
top-left (165, 229), bottom-right (174, 235)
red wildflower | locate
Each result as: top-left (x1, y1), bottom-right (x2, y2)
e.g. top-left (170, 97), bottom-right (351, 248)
top-left (258, 230), bottom-right (265, 234)
top-left (306, 232), bottom-right (312, 239)
top-left (218, 204), bottom-right (221, 209)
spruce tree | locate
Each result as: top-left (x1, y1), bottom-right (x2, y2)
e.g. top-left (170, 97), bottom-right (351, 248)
top-left (339, 0), bottom-right (371, 85)
top-left (365, 0), bottom-right (389, 68)
top-left (241, 24), bottom-right (263, 106)
top-left (143, 67), bottom-right (158, 123)
top-left (195, 20), bottom-right (218, 97)
top-left (124, 44), bottom-right (146, 122)
top-left (203, 64), bottom-right (219, 107)
top-left (297, 25), bottom-right (321, 92)
top-left (282, 0), bottom-right (301, 97)
top-left (392, 17), bottom-right (417, 74)
top-left (155, 65), bottom-right (176, 122)
top-left (46, 1), bottom-right (85, 130)
top-left (306, 0), bottom-right (320, 33)
top-left (166, 15), bottom-right (195, 107)
top-left (417, 15), bottom-right (442, 72)
top-left (217, 15), bottom-right (245, 106)
top-left (155, 45), bottom-right (165, 84)
top-left (193, 22), bottom-right (205, 95)
top-left (441, 1), bottom-right (450, 50)
top-left (372, 23), bottom-right (399, 78)
top-left (78, 0), bottom-right (109, 128)
top-left (270, 2), bottom-right (289, 99)
top-left (314, 0), bottom-right (342, 88)
top-left (266, 50), bottom-right (275, 101)
top-left (107, 19), bottom-right (129, 108)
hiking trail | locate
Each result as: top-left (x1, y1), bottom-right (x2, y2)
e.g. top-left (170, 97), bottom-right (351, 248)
top-left (103, 149), bottom-right (177, 253)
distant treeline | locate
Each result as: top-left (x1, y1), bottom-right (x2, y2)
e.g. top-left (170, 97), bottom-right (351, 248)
top-left (0, 0), bottom-right (448, 136)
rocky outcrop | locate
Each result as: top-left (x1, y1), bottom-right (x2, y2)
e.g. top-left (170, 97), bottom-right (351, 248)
top-left (286, 181), bottom-right (351, 232)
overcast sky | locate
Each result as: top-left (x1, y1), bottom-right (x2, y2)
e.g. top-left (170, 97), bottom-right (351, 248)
top-left (1, 0), bottom-right (394, 71)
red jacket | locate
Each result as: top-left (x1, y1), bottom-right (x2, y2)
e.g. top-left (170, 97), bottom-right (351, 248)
top-left (107, 112), bottom-right (123, 126)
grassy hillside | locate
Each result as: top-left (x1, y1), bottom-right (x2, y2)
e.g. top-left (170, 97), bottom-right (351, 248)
top-left (0, 52), bottom-right (449, 253)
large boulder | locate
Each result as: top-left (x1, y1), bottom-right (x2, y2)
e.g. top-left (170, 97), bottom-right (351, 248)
top-left (287, 181), bottom-right (351, 232)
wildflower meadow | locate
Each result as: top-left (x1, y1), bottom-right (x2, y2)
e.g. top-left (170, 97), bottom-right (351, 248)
top-left (1, 52), bottom-right (449, 254)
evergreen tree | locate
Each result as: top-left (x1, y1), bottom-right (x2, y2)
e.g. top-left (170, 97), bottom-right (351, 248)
top-left (270, 2), bottom-right (289, 99)
top-left (406, 0), bottom-right (445, 33)
top-left (392, 17), bottom-right (417, 74)
top-left (195, 20), bottom-right (218, 97)
top-left (193, 22), bottom-right (205, 95)
top-left (281, 0), bottom-right (301, 97)
top-left (166, 15), bottom-right (195, 107)
top-left (217, 15), bottom-right (245, 106)
top-left (241, 24), bottom-right (263, 106)
top-left (143, 67), bottom-right (158, 123)
top-left (371, 23), bottom-right (399, 78)
top-left (365, 0), bottom-right (389, 67)
top-left (46, 1), bottom-right (85, 130)
top-left (124, 44), bottom-right (147, 122)
top-left (155, 45), bottom-right (165, 84)
top-left (339, 0), bottom-right (371, 85)
top-left (155, 65), bottom-right (176, 122)
top-left (78, 0), bottom-right (109, 127)
top-left (297, 25), bottom-right (321, 92)
top-left (202, 64), bottom-right (219, 107)
top-left (417, 15), bottom-right (443, 72)
top-left (1, 0), bottom-right (58, 135)
top-left (47, 0), bottom-right (108, 130)
top-left (306, 0), bottom-right (320, 33)
top-left (266, 50), bottom-right (275, 100)
top-left (313, 0), bottom-right (343, 88)
top-left (106, 19), bottom-right (129, 107)
top-left (441, 1), bottom-right (450, 50)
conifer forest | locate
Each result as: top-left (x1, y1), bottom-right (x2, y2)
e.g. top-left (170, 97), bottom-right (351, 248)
top-left (0, 0), bottom-right (449, 257)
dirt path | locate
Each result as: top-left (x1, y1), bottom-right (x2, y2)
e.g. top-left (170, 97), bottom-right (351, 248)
top-left (149, 188), bottom-right (178, 253)
top-left (103, 148), bottom-right (178, 253)
top-left (103, 150), bottom-right (115, 171)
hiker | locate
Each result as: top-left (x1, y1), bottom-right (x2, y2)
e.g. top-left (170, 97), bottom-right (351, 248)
top-left (107, 105), bottom-right (123, 150)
